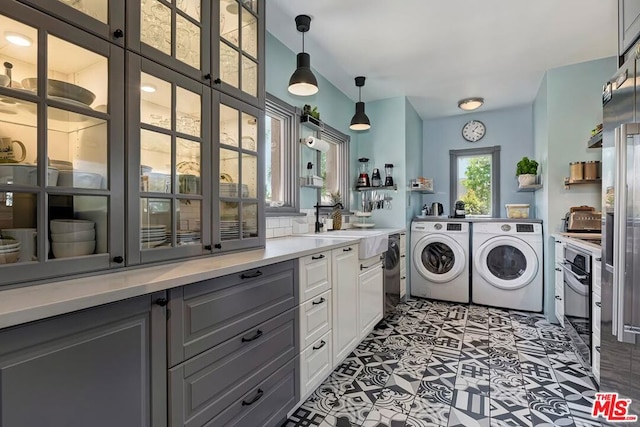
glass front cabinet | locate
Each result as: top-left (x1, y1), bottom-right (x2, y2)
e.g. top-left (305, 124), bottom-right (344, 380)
top-left (2, 0), bottom-right (265, 286)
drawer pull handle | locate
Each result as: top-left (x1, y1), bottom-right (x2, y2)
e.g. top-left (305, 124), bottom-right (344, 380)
top-left (312, 297), bottom-right (325, 305)
top-left (401, 276), bottom-right (406, 280)
top-left (400, 254), bottom-right (406, 258)
top-left (343, 247), bottom-right (352, 252)
top-left (241, 270), bottom-right (263, 279)
top-left (596, 346), bottom-right (601, 353)
top-left (555, 295), bottom-right (562, 300)
top-left (555, 267), bottom-right (562, 272)
top-left (241, 329), bottom-right (263, 342)
top-left (595, 257), bottom-right (602, 262)
top-left (595, 301), bottom-right (602, 307)
top-left (242, 389), bottom-right (264, 406)
top-left (313, 340), bottom-right (326, 350)
top-left (312, 254), bottom-right (325, 260)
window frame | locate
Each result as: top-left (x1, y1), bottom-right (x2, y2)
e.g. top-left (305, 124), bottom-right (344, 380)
top-left (449, 145), bottom-right (501, 217)
top-left (319, 124), bottom-right (351, 211)
top-left (264, 93), bottom-right (300, 215)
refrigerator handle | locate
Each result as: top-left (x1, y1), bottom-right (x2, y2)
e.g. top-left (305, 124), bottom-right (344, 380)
top-left (613, 125), bottom-right (622, 337)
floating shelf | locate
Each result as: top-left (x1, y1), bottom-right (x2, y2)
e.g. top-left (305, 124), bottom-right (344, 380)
top-left (408, 188), bottom-right (434, 194)
top-left (517, 184), bottom-right (543, 192)
top-left (355, 185), bottom-right (397, 191)
top-left (300, 114), bottom-right (323, 131)
top-left (301, 184), bottom-right (323, 189)
top-left (588, 132), bottom-right (603, 149)
top-left (564, 178), bottom-right (602, 188)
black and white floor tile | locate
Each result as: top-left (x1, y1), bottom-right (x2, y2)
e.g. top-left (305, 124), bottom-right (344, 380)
top-left (283, 299), bottom-right (604, 427)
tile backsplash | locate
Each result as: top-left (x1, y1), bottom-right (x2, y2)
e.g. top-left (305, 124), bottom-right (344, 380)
top-left (266, 209), bottom-right (352, 238)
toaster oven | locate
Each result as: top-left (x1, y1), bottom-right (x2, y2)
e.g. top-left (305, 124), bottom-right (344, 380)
top-left (564, 206), bottom-right (602, 232)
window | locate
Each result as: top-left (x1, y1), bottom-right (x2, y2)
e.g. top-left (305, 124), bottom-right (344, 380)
top-left (450, 146), bottom-right (500, 217)
top-left (319, 126), bottom-right (350, 207)
top-left (264, 94), bottom-right (298, 213)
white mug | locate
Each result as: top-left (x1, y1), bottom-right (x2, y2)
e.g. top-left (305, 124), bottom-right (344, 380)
top-left (0, 137), bottom-right (26, 163)
top-left (2, 228), bottom-right (37, 261)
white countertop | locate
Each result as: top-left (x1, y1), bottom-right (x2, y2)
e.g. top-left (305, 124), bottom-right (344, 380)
top-left (0, 236), bottom-right (360, 330)
top-left (553, 233), bottom-right (602, 254)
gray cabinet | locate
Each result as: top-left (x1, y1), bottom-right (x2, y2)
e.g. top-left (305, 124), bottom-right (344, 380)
top-left (0, 292), bottom-right (167, 427)
top-left (619, 0), bottom-right (640, 56)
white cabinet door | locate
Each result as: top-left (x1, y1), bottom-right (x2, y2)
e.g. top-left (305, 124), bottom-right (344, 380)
top-left (555, 263), bottom-right (565, 326)
top-left (400, 275), bottom-right (407, 299)
top-left (300, 290), bottom-right (332, 350)
top-left (554, 239), bottom-right (565, 264)
top-left (399, 233), bottom-right (406, 255)
top-left (332, 245), bottom-right (359, 365)
top-left (300, 331), bottom-right (332, 399)
top-left (358, 264), bottom-right (384, 339)
top-left (299, 251), bottom-right (331, 303)
top-left (592, 333), bottom-right (601, 384)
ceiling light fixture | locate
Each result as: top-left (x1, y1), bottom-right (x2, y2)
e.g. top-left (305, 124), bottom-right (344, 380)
top-left (288, 15), bottom-right (318, 96)
top-left (349, 76), bottom-right (370, 131)
top-left (458, 97), bottom-right (484, 111)
top-left (140, 84), bottom-right (157, 93)
top-left (4, 31), bottom-right (32, 47)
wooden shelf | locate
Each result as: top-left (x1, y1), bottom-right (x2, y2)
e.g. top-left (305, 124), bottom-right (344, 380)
top-left (588, 132), bottom-right (603, 148)
top-left (300, 114), bottom-right (323, 131)
top-left (355, 185), bottom-right (397, 191)
top-left (517, 184), bottom-right (543, 192)
top-left (564, 178), bottom-right (602, 188)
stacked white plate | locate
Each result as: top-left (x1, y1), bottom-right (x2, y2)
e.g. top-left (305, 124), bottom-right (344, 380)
top-left (0, 238), bottom-right (20, 264)
top-left (220, 221), bottom-right (240, 240)
top-left (141, 225), bottom-right (167, 249)
top-left (176, 230), bottom-right (200, 245)
top-left (220, 183), bottom-right (250, 198)
top-left (50, 219), bottom-right (96, 258)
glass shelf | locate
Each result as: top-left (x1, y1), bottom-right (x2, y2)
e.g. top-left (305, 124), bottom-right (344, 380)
top-left (408, 188), bottom-right (434, 194)
top-left (517, 184), bottom-right (543, 192)
top-left (587, 132), bottom-right (602, 149)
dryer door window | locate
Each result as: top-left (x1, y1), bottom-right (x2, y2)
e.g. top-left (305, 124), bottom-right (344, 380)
top-left (474, 236), bottom-right (538, 290)
top-left (413, 234), bottom-right (465, 283)
top-left (486, 245), bottom-right (527, 280)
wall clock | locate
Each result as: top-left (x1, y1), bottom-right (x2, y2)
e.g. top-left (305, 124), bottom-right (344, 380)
top-left (462, 120), bottom-right (486, 142)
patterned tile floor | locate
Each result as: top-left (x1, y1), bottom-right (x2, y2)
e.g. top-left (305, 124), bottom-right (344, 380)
top-left (283, 298), bottom-right (608, 427)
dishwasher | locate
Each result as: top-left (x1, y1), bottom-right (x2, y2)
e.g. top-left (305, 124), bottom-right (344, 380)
top-left (383, 233), bottom-right (401, 317)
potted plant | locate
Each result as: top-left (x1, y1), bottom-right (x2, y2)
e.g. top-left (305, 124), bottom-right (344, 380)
top-left (516, 157), bottom-right (539, 186)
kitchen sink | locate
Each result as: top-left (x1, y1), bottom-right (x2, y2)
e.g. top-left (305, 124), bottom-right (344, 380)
top-left (297, 229), bottom-right (390, 259)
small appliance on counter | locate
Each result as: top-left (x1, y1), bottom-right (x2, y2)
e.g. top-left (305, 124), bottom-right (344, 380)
top-left (430, 202), bottom-right (444, 216)
top-left (563, 205), bottom-right (601, 232)
top-left (452, 200), bottom-right (466, 218)
top-left (356, 157), bottom-right (371, 187)
top-left (384, 163), bottom-right (394, 187)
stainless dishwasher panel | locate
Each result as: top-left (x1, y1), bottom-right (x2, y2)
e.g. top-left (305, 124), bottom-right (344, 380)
top-left (384, 234), bottom-right (401, 317)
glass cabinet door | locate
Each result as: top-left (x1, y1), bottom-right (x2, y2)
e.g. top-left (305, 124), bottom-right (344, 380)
top-left (0, 3), bottom-right (125, 286)
top-left (213, 0), bottom-right (264, 108)
top-left (128, 0), bottom-right (211, 84)
top-left (127, 54), bottom-right (211, 265)
top-left (16, 0), bottom-right (125, 45)
top-left (214, 93), bottom-right (263, 252)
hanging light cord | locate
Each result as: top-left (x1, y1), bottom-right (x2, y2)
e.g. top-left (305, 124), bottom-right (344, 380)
top-left (302, 31), bottom-right (305, 53)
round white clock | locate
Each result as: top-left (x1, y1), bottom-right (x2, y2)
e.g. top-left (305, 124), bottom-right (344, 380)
top-left (462, 120), bottom-right (486, 142)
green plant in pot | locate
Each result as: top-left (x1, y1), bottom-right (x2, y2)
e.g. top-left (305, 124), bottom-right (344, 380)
top-left (516, 157), bottom-right (539, 186)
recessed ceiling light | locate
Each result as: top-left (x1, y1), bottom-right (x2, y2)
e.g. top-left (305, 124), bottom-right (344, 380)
top-left (141, 84), bottom-right (157, 93)
top-left (458, 97), bottom-right (484, 111)
top-left (4, 31), bottom-right (33, 47)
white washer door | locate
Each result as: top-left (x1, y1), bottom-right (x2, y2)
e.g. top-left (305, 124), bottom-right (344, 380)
top-left (413, 234), bottom-right (465, 283)
top-left (474, 236), bottom-right (538, 290)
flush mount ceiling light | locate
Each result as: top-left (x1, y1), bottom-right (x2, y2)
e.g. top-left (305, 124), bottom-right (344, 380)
top-left (349, 76), bottom-right (370, 131)
top-left (458, 97), bottom-right (484, 111)
top-left (140, 83), bottom-right (157, 93)
top-left (4, 31), bottom-right (32, 47)
top-left (288, 15), bottom-right (318, 96)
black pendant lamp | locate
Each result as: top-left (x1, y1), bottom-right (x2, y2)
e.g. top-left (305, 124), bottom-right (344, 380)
top-left (350, 76), bottom-right (370, 131)
top-left (288, 15), bottom-right (319, 96)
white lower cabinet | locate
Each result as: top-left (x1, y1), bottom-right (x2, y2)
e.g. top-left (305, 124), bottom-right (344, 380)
top-left (592, 333), bottom-right (601, 383)
top-left (299, 251), bottom-right (331, 302)
top-left (358, 263), bottom-right (384, 340)
top-left (299, 330), bottom-right (332, 398)
top-left (554, 263), bottom-right (564, 326)
top-left (332, 245), bottom-right (359, 366)
top-left (300, 290), bottom-right (332, 350)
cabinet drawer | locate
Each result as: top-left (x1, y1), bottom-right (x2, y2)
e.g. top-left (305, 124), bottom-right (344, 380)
top-left (169, 309), bottom-right (296, 427)
top-left (168, 260), bottom-right (296, 365)
top-left (592, 293), bottom-right (601, 337)
top-left (299, 251), bottom-right (331, 302)
top-left (300, 290), bottom-right (332, 349)
top-left (203, 358), bottom-right (296, 427)
top-left (399, 233), bottom-right (406, 255)
top-left (300, 330), bottom-right (332, 398)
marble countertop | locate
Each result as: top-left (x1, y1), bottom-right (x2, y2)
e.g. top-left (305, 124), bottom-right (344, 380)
top-left (0, 236), bottom-right (360, 330)
top-left (553, 233), bottom-right (602, 253)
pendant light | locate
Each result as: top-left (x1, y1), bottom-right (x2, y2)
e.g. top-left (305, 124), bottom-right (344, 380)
top-left (288, 15), bottom-right (318, 96)
top-left (350, 76), bottom-right (370, 131)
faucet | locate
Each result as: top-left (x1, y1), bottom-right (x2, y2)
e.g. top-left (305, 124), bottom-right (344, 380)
top-left (314, 203), bottom-right (344, 233)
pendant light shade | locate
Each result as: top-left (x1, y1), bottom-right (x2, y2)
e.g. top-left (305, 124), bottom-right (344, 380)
top-left (288, 15), bottom-right (318, 96)
top-left (350, 76), bottom-right (370, 131)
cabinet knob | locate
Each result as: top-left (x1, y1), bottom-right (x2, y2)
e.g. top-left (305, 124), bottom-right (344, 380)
top-left (555, 295), bottom-right (562, 300)
top-left (155, 298), bottom-right (168, 307)
top-left (203, 73), bottom-right (212, 80)
top-left (204, 245), bottom-right (212, 251)
top-left (401, 276), bottom-right (406, 280)
top-left (113, 256), bottom-right (124, 264)
top-left (213, 77), bottom-right (222, 85)
top-left (214, 243), bottom-right (222, 249)
top-left (401, 254), bottom-right (406, 258)
top-left (113, 29), bottom-right (124, 39)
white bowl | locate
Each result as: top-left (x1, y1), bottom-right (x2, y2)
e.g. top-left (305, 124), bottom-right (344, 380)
top-left (50, 229), bottom-right (96, 243)
top-left (0, 251), bottom-right (19, 264)
top-left (52, 240), bottom-right (95, 258)
top-left (57, 171), bottom-right (103, 189)
top-left (0, 165), bottom-right (58, 186)
top-left (50, 219), bottom-right (94, 234)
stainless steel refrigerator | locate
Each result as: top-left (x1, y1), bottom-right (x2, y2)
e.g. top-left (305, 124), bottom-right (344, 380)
top-left (601, 49), bottom-right (640, 416)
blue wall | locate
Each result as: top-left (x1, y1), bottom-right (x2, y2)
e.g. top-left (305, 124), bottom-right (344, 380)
top-left (422, 105), bottom-right (535, 217)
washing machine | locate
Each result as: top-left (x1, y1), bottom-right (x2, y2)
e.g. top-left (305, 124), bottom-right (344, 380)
top-left (472, 221), bottom-right (543, 311)
top-left (411, 220), bottom-right (470, 303)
